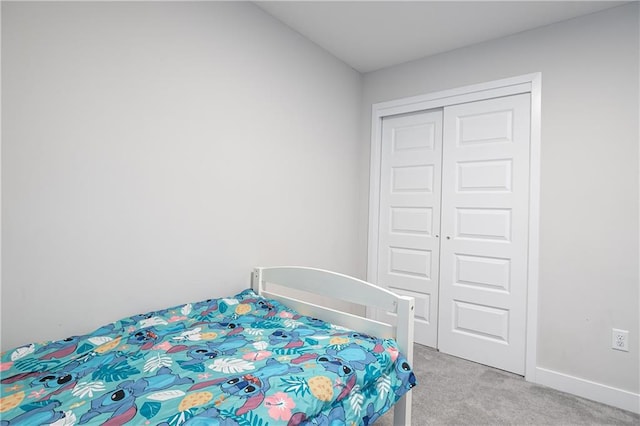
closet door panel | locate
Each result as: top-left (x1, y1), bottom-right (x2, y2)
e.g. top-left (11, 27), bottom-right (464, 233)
top-left (438, 93), bottom-right (531, 375)
top-left (377, 110), bottom-right (443, 348)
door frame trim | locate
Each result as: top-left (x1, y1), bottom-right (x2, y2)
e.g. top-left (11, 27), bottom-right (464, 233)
top-left (366, 73), bottom-right (542, 382)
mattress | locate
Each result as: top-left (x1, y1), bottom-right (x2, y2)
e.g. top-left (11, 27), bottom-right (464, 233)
top-left (0, 289), bottom-right (416, 425)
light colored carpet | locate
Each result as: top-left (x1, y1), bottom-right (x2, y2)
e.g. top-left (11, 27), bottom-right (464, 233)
top-left (378, 344), bottom-right (639, 425)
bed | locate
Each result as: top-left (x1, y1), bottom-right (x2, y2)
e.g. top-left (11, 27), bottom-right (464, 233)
top-left (0, 266), bottom-right (416, 425)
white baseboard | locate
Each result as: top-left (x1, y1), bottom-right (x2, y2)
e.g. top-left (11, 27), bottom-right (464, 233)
top-left (534, 367), bottom-right (640, 414)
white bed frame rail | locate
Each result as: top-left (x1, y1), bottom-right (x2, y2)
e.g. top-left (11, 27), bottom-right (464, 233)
top-left (252, 266), bottom-right (415, 426)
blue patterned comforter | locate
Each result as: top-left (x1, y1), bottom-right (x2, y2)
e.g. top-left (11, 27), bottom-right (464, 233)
top-left (0, 289), bottom-right (416, 425)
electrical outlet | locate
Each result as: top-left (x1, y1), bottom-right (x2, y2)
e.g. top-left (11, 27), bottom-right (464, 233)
top-left (612, 329), bottom-right (629, 352)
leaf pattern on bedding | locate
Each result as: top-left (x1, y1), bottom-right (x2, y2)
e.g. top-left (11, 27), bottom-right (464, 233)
top-left (144, 353), bottom-right (173, 372)
top-left (70, 381), bottom-right (105, 399)
top-left (1, 289), bottom-right (416, 425)
top-left (209, 358), bottom-right (255, 374)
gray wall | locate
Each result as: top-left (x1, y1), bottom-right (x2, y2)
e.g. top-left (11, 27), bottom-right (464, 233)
top-left (1, 2), bottom-right (362, 350)
top-left (359, 3), bottom-right (639, 393)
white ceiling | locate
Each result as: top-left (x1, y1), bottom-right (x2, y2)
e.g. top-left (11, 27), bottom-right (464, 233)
top-left (256, 1), bottom-right (628, 73)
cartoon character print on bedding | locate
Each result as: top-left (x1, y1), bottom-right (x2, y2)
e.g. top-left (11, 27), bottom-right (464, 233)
top-left (78, 366), bottom-right (194, 424)
top-left (0, 289), bottom-right (416, 425)
top-left (288, 405), bottom-right (346, 425)
top-left (188, 358), bottom-right (304, 416)
top-left (168, 335), bottom-right (251, 370)
top-left (0, 400), bottom-right (66, 425)
top-left (27, 324), bottom-right (120, 362)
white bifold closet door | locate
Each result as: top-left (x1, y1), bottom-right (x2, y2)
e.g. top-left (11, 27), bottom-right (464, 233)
top-left (438, 93), bottom-right (530, 375)
top-left (377, 110), bottom-right (443, 347)
top-left (376, 93), bottom-right (531, 375)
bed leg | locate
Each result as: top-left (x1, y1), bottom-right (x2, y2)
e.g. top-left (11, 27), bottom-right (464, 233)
top-left (252, 268), bottom-right (263, 294)
top-left (393, 391), bottom-right (411, 426)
